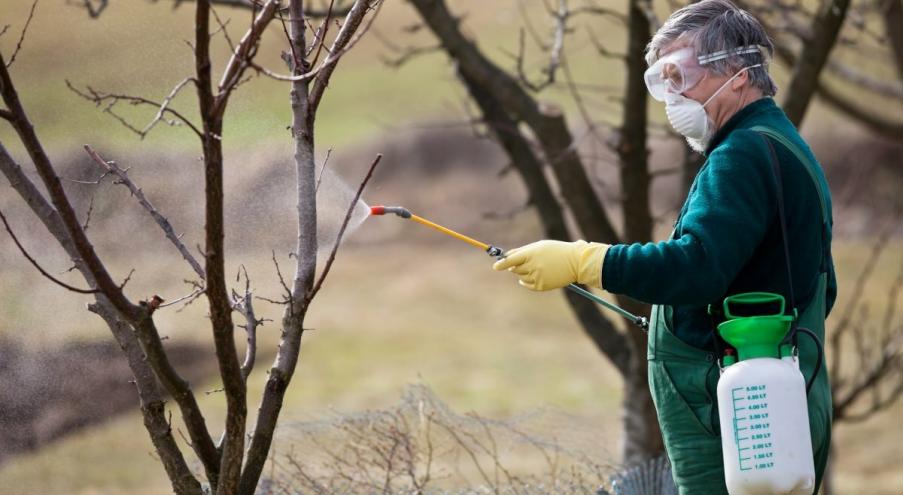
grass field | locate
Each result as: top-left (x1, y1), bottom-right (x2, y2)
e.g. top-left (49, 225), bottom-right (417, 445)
top-left (0, 227), bottom-right (901, 494)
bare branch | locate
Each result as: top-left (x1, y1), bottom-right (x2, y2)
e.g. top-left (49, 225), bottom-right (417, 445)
top-left (371, 28), bottom-right (441, 68)
top-left (587, 27), bottom-right (626, 59)
top-left (308, 153), bottom-right (381, 301)
top-left (68, 0), bottom-right (108, 18)
top-left (1, 53), bottom-right (141, 318)
top-left (0, 207), bottom-right (99, 294)
top-left (83, 145), bottom-right (206, 280)
top-left (6, 0), bottom-right (39, 69)
top-left (214, 0), bottom-right (279, 117)
top-left (307, 0), bottom-right (336, 66)
top-left (825, 59), bottom-right (903, 99)
top-left (65, 79), bottom-right (203, 139)
top-left (0, 25), bottom-right (11, 39)
top-left (232, 266), bottom-right (259, 381)
top-left (165, 0), bottom-right (355, 17)
top-left (315, 147), bottom-right (332, 192)
top-left (511, 0), bottom-right (569, 93)
top-left (0, 108), bottom-right (14, 121)
top-left (210, 5), bottom-right (237, 52)
top-left (572, 3), bottom-right (627, 24)
top-left (308, 0), bottom-right (382, 111)
top-left (829, 217), bottom-right (897, 378)
top-left (194, 0), bottom-right (247, 491)
top-left (250, 1), bottom-right (380, 87)
top-left (159, 287), bottom-right (206, 310)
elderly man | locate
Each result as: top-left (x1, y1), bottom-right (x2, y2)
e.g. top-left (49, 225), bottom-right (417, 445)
top-left (493, 1), bottom-right (835, 493)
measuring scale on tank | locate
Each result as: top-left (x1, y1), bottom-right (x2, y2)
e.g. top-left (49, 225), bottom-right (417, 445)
top-left (714, 293), bottom-right (816, 495)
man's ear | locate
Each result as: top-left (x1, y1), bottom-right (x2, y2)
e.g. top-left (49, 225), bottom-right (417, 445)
top-left (731, 68), bottom-right (750, 91)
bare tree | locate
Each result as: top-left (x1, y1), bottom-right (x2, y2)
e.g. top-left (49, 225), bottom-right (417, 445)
top-left (820, 219), bottom-right (903, 493)
top-left (1, 1), bottom-right (381, 493)
top-left (400, 0), bottom-right (903, 468)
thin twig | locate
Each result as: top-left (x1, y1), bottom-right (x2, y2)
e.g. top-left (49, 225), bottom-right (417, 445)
top-left (66, 80), bottom-right (203, 138)
top-left (0, 207), bottom-right (99, 294)
top-left (159, 288), bottom-right (206, 309)
top-left (252, 0), bottom-right (380, 86)
top-left (308, 153), bottom-right (381, 301)
top-left (308, 0), bottom-right (336, 66)
top-left (84, 145), bottom-right (206, 279)
top-left (315, 148), bottom-right (332, 192)
top-left (210, 5), bottom-right (237, 52)
top-left (6, 0), bottom-right (39, 69)
top-left (69, 0), bottom-right (108, 18)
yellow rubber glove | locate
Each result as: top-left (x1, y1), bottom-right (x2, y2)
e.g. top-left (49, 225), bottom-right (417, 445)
top-left (492, 240), bottom-right (609, 291)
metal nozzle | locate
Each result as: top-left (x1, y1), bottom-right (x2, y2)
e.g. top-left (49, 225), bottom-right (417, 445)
top-left (370, 205), bottom-right (412, 218)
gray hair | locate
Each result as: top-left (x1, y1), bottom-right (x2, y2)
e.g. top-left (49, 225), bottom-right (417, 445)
top-left (646, 0), bottom-right (777, 96)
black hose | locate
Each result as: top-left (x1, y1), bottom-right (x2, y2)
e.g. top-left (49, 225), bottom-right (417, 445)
top-left (796, 327), bottom-right (824, 394)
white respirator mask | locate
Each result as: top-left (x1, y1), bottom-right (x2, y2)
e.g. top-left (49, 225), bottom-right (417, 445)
top-left (645, 45), bottom-right (765, 147)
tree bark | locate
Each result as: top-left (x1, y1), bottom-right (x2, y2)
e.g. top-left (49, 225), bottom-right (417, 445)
top-left (239, 0), bottom-right (315, 491)
top-left (193, 1), bottom-right (247, 492)
top-left (882, 0), bottom-right (903, 81)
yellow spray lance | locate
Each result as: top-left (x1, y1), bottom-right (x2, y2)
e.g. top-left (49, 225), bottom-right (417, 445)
top-left (370, 205), bottom-right (648, 331)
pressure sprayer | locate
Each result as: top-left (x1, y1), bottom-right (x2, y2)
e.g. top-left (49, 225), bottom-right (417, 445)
top-left (369, 205), bottom-right (648, 331)
top-left (713, 293), bottom-right (817, 495)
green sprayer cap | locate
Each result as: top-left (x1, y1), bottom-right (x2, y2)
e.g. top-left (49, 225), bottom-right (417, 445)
top-left (717, 293), bottom-right (794, 361)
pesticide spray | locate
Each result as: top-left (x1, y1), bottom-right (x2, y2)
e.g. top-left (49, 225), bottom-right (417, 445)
top-left (369, 205), bottom-right (648, 331)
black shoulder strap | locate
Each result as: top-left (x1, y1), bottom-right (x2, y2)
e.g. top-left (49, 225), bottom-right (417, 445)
top-left (760, 133), bottom-right (797, 314)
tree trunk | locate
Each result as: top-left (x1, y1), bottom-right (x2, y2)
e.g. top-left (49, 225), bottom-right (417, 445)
top-left (780, 0), bottom-right (851, 125)
top-left (406, 0), bottom-right (664, 467)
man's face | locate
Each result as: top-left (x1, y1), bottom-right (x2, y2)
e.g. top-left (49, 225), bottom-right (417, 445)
top-left (658, 41), bottom-right (747, 108)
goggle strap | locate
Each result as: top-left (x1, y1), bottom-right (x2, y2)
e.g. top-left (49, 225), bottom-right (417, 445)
top-left (697, 45), bottom-right (765, 65)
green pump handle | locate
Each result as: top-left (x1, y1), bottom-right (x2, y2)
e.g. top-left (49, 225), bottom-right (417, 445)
top-left (722, 292), bottom-right (785, 320)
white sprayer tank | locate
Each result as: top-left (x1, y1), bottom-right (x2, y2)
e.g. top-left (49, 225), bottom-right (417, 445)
top-left (714, 292), bottom-right (816, 495)
top-left (718, 355), bottom-right (815, 494)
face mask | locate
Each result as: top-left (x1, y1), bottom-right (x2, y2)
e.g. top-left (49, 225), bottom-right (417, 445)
top-left (664, 65), bottom-right (760, 145)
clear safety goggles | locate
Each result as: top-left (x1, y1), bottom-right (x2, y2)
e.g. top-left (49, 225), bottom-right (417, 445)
top-left (644, 45), bottom-right (765, 101)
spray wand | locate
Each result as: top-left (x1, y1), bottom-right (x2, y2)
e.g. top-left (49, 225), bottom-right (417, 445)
top-left (370, 205), bottom-right (648, 331)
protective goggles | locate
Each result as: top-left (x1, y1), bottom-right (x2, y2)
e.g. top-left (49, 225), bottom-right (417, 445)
top-left (644, 45), bottom-right (765, 101)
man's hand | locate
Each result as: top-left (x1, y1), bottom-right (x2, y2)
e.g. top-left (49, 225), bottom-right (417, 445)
top-left (492, 240), bottom-right (609, 291)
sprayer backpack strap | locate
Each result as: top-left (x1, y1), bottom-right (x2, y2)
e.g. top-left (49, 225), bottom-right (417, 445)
top-left (758, 133), bottom-right (799, 343)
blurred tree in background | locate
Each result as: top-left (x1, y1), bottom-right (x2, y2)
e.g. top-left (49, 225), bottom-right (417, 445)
top-left (401, 0), bottom-right (903, 474)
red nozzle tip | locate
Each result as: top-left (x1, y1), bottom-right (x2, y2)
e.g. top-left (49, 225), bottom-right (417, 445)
top-left (370, 205), bottom-right (386, 216)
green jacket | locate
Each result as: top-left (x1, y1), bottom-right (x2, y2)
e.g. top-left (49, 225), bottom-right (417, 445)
top-left (602, 97), bottom-right (836, 350)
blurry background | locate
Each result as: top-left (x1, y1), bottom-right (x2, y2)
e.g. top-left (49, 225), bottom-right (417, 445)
top-left (0, 0), bottom-right (901, 493)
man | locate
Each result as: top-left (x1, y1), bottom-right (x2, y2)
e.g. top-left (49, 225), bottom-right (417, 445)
top-left (492, 1), bottom-right (836, 493)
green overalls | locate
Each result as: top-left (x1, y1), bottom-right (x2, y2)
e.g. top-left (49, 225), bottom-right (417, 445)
top-left (647, 127), bottom-right (833, 494)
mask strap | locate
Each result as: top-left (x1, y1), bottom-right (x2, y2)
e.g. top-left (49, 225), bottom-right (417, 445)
top-left (702, 64), bottom-right (761, 108)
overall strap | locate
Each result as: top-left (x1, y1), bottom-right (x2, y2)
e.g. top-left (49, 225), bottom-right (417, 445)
top-left (749, 125), bottom-right (829, 226)
top-left (749, 125), bottom-right (831, 274)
